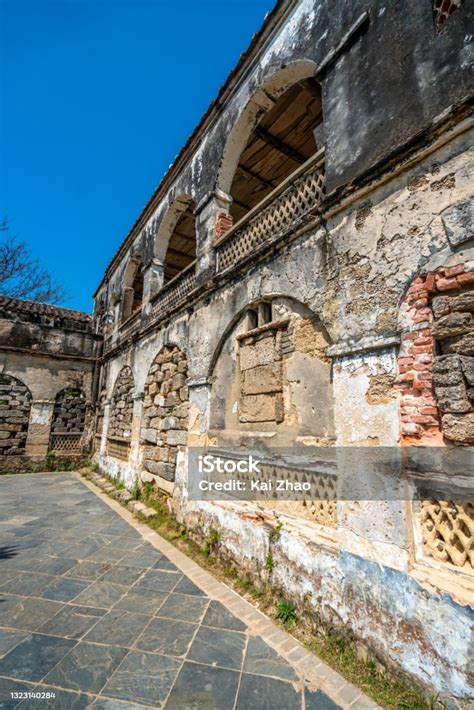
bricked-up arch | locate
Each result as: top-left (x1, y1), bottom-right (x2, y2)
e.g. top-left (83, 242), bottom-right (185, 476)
top-left (49, 388), bottom-right (86, 455)
top-left (107, 366), bottom-right (134, 461)
top-left (217, 61), bottom-right (322, 228)
top-left (141, 345), bottom-right (188, 483)
top-left (122, 256), bottom-right (144, 323)
top-left (154, 195), bottom-right (197, 285)
top-left (0, 374), bottom-right (32, 455)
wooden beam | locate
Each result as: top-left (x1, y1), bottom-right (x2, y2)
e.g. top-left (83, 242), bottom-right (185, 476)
top-left (166, 246), bottom-right (195, 260)
top-left (232, 198), bottom-right (252, 212)
top-left (254, 127), bottom-right (305, 164)
top-left (172, 230), bottom-right (196, 243)
top-left (236, 164), bottom-right (276, 190)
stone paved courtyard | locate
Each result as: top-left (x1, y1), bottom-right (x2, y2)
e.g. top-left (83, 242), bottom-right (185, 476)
top-left (0, 473), bottom-right (358, 709)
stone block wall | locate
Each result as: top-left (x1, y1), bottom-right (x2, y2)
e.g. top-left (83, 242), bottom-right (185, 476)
top-left (50, 388), bottom-right (87, 434)
top-left (141, 345), bottom-right (188, 482)
top-left (0, 374), bottom-right (32, 455)
top-left (238, 324), bottom-right (285, 424)
top-left (397, 264), bottom-right (474, 444)
top-left (108, 366), bottom-right (134, 440)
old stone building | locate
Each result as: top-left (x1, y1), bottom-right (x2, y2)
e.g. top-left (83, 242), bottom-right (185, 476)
top-left (0, 296), bottom-right (100, 468)
top-left (91, 0), bottom-right (473, 702)
top-left (2, 0), bottom-right (472, 704)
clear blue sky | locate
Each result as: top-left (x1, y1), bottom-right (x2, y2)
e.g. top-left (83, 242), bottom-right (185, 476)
top-left (1, 0), bottom-right (275, 312)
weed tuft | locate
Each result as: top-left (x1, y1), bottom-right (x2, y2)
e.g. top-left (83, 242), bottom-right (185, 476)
top-left (276, 599), bottom-right (298, 629)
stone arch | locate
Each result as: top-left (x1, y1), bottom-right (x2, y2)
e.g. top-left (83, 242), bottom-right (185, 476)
top-left (141, 344), bottom-right (189, 483)
top-left (0, 374), bottom-right (32, 455)
top-left (49, 387), bottom-right (87, 455)
top-left (154, 195), bottom-right (197, 284)
top-left (208, 294), bottom-right (334, 443)
top-left (217, 60), bottom-right (322, 226)
top-left (121, 255), bottom-right (144, 323)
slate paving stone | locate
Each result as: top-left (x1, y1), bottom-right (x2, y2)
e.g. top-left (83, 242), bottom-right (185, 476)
top-left (44, 642), bottom-right (128, 694)
top-left (36, 557), bottom-right (78, 576)
top-left (17, 686), bottom-right (90, 709)
top-left (135, 617), bottom-right (197, 656)
top-left (157, 593), bottom-right (209, 623)
top-left (112, 589), bottom-right (168, 616)
top-left (116, 552), bottom-right (161, 569)
top-left (0, 676), bottom-right (35, 710)
top-left (73, 582), bottom-right (126, 610)
top-left (0, 633), bottom-right (75, 682)
top-left (135, 570), bottom-right (181, 594)
top-left (153, 556), bottom-right (178, 572)
top-left (202, 600), bottom-right (247, 632)
top-left (98, 566), bottom-right (143, 587)
top-left (92, 699), bottom-right (145, 709)
top-left (40, 578), bottom-right (90, 603)
top-left (235, 673), bottom-right (302, 710)
top-left (0, 631), bottom-right (28, 659)
top-left (0, 572), bottom-right (19, 589)
top-left (56, 541), bottom-right (103, 560)
top-left (305, 688), bottom-right (343, 710)
top-left (84, 610), bottom-right (152, 648)
top-left (65, 561), bottom-right (113, 581)
top-left (165, 662), bottom-right (240, 709)
top-left (37, 605), bottom-right (105, 640)
top-left (187, 626), bottom-right (246, 671)
top-left (102, 650), bottom-right (181, 707)
top-left (243, 636), bottom-right (298, 681)
top-left (0, 598), bottom-right (65, 632)
top-left (1, 573), bottom-right (56, 598)
top-left (86, 547), bottom-right (127, 564)
top-left (173, 577), bottom-right (206, 597)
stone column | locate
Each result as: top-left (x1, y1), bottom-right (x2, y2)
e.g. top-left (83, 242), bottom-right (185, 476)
top-left (181, 377), bottom-right (212, 495)
top-left (99, 402), bottom-right (110, 457)
top-left (25, 399), bottom-right (55, 458)
top-left (142, 258), bottom-right (165, 309)
top-left (194, 190), bottom-right (233, 284)
top-left (129, 393), bottom-right (144, 473)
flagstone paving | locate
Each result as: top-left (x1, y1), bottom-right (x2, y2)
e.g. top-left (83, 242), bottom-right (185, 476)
top-left (0, 473), bottom-right (376, 709)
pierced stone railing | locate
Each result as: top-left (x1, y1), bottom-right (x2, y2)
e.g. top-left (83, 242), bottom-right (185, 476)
top-left (216, 150), bottom-right (325, 274)
top-left (49, 432), bottom-right (82, 454)
top-left (151, 261), bottom-right (197, 318)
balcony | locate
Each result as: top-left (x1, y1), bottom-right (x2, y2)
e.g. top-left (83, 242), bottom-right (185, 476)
top-left (216, 150), bottom-right (325, 274)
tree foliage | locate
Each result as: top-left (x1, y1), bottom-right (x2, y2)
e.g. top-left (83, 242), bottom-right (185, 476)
top-left (0, 219), bottom-right (66, 304)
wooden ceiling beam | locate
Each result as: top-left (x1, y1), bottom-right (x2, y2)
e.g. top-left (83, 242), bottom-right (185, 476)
top-left (254, 126), bottom-right (306, 164)
top-left (236, 164), bottom-right (276, 190)
top-left (166, 246), bottom-right (195, 259)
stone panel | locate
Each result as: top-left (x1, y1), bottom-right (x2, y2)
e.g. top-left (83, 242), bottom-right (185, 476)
top-left (0, 374), bottom-right (31, 455)
top-left (141, 345), bottom-right (188, 482)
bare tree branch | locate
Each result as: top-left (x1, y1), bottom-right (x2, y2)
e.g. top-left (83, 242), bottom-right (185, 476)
top-left (0, 219), bottom-right (67, 304)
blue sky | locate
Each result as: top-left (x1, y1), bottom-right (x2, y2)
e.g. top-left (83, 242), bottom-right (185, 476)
top-left (1, 0), bottom-right (275, 312)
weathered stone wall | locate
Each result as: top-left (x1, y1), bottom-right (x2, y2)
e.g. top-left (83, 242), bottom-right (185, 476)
top-left (0, 374), bottom-right (32, 455)
top-left (141, 345), bottom-right (188, 482)
top-left (397, 264), bottom-right (474, 444)
top-left (94, 130), bottom-right (474, 702)
top-left (50, 389), bottom-right (87, 434)
top-left (0, 298), bottom-right (98, 466)
top-left (108, 366), bottom-right (134, 440)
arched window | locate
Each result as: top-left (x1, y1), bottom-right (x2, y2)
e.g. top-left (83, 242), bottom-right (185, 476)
top-left (122, 256), bottom-right (144, 323)
top-left (49, 388), bottom-right (86, 455)
top-left (228, 77), bottom-right (322, 224)
top-left (163, 199), bottom-right (196, 284)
